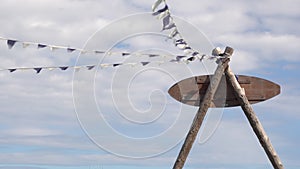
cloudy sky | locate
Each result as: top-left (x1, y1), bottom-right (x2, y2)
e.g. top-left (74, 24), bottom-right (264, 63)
top-left (0, 0), bottom-right (299, 169)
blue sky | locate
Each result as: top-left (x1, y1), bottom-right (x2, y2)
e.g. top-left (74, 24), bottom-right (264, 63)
top-left (0, 0), bottom-right (299, 169)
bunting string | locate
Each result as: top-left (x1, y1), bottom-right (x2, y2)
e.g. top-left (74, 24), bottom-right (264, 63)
top-left (0, 54), bottom-right (214, 74)
top-left (0, 36), bottom-right (103, 54)
top-left (151, 0), bottom-right (223, 61)
top-left (0, 62), bottom-right (155, 74)
top-left (0, 35), bottom-right (222, 65)
top-left (0, 36), bottom-right (174, 58)
top-left (0, 0), bottom-right (227, 75)
top-left (1, 0), bottom-right (225, 63)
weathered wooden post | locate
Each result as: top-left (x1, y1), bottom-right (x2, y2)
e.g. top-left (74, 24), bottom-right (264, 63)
top-left (172, 47), bottom-right (233, 169)
top-left (225, 67), bottom-right (284, 169)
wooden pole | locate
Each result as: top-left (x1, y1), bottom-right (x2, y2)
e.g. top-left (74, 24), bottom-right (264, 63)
top-left (225, 66), bottom-right (284, 169)
top-left (173, 53), bottom-right (231, 169)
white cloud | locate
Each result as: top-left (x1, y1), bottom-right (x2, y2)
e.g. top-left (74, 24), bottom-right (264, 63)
top-left (217, 33), bottom-right (300, 61)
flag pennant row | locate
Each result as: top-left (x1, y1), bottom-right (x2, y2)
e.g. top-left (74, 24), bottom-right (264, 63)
top-left (0, 53), bottom-right (218, 74)
top-left (0, 36), bottom-right (213, 63)
top-left (0, 60), bottom-right (175, 74)
top-left (0, 0), bottom-right (222, 70)
top-left (0, 36), bottom-right (105, 54)
top-left (151, 0), bottom-right (218, 62)
top-left (1, 37), bottom-right (222, 68)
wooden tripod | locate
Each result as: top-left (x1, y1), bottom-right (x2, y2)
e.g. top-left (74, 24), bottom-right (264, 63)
top-left (172, 47), bottom-right (284, 169)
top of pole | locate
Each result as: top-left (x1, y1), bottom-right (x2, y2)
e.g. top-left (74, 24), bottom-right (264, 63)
top-left (224, 46), bottom-right (234, 56)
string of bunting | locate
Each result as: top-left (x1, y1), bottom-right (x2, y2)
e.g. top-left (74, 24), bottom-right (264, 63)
top-left (0, 36), bottom-right (218, 61)
top-left (0, 36), bottom-right (173, 59)
top-left (0, 0), bottom-right (226, 75)
top-left (0, 57), bottom-right (202, 74)
top-left (152, 0), bottom-right (221, 61)
top-left (0, 36), bottom-right (104, 54)
top-left (0, 0), bottom-right (222, 63)
top-left (0, 36), bottom-right (220, 63)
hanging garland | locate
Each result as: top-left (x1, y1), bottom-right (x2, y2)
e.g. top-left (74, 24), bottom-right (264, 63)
top-left (152, 0), bottom-right (224, 61)
top-left (0, 58), bottom-right (203, 74)
top-left (0, 0), bottom-right (226, 74)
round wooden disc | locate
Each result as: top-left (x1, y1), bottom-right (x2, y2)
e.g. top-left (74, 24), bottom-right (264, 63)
top-left (168, 75), bottom-right (280, 107)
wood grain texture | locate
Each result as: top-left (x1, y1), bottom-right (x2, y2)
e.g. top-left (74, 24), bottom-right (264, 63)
top-left (168, 74), bottom-right (280, 107)
top-left (173, 58), bottom-right (230, 169)
top-left (225, 67), bottom-right (284, 169)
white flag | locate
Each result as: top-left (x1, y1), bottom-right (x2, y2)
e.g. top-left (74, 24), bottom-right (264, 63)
top-left (152, 0), bottom-right (163, 11)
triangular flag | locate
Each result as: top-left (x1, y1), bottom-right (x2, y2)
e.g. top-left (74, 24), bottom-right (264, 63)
top-left (7, 39), bottom-right (17, 49)
top-left (158, 10), bottom-right (169, 19)
top-left (170, 59), bottom-right (178, 62)
top-left (126, 63), bottom-right (138, 67)
top-left (183, 46), bottom-right (192, 54)
top-left (177, 44), bottom-right (187, 50)
top-left (187, 57), bottom-right (196, 62)
top-left (157, 61), bottom-right (164, 65)
top-left (59, 66), bottom-right (68, 70)
top-left (141, 62), bottom-right (150, 66)
top-left (163, 23), bottom-right (176, 30)
top-left (149, 54), bottom-right (159, 57)
top-left (94, 50), bottom-right (105, 54)
top-left (152, 0), bottom-right (163, 11)
top-left (153, 5), bottom-right (168, 16)
top-left (87, 65), bottom-right (95, 70)
top-left (176, 55), bottom-right (186, 61)
top-left (22, 42), bottom-right (31, 48)
top-left (169, 29), bottom-right (179, 38)
top-left (47, 67), bottom-right (55, 71)
top-left (80, 50), bottom-right (88, 54)
top-left (175, 39), bottom-right (184, 43)
top-left (67, 48), bottom-right (76, 53)
top-left (33, 68), bottom-right (42, 74)
top-left (192, 51), bottom-right (199, 57)
top-left (38, 44), bottom-right (47, 49)
top-left (17, 68), bottom-right (27, 71)
top-left (175, 39), bottom-right (187, 46)
top-left (162, 14), bottom-right (171, 30)
top-left (8, 68), bottom-right (17, 72)
top-left (183, 46), bottom-right (192, 50)
top-left (49, 46), bottom-right (59, 51)
top-left (113, 63), bottom-right (122, 67)
top-left (74, 67), bottom-right (81, 72)
top-left (100, 64), bottom-right (110, 68)
top-left (122, 52), bottom-right (130, 56)
top-left (184, 50), bottom-right (193, 55)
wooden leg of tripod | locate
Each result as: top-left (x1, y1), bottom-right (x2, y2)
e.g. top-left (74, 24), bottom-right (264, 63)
top-left (225, 66), bottom-right (284, 169)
